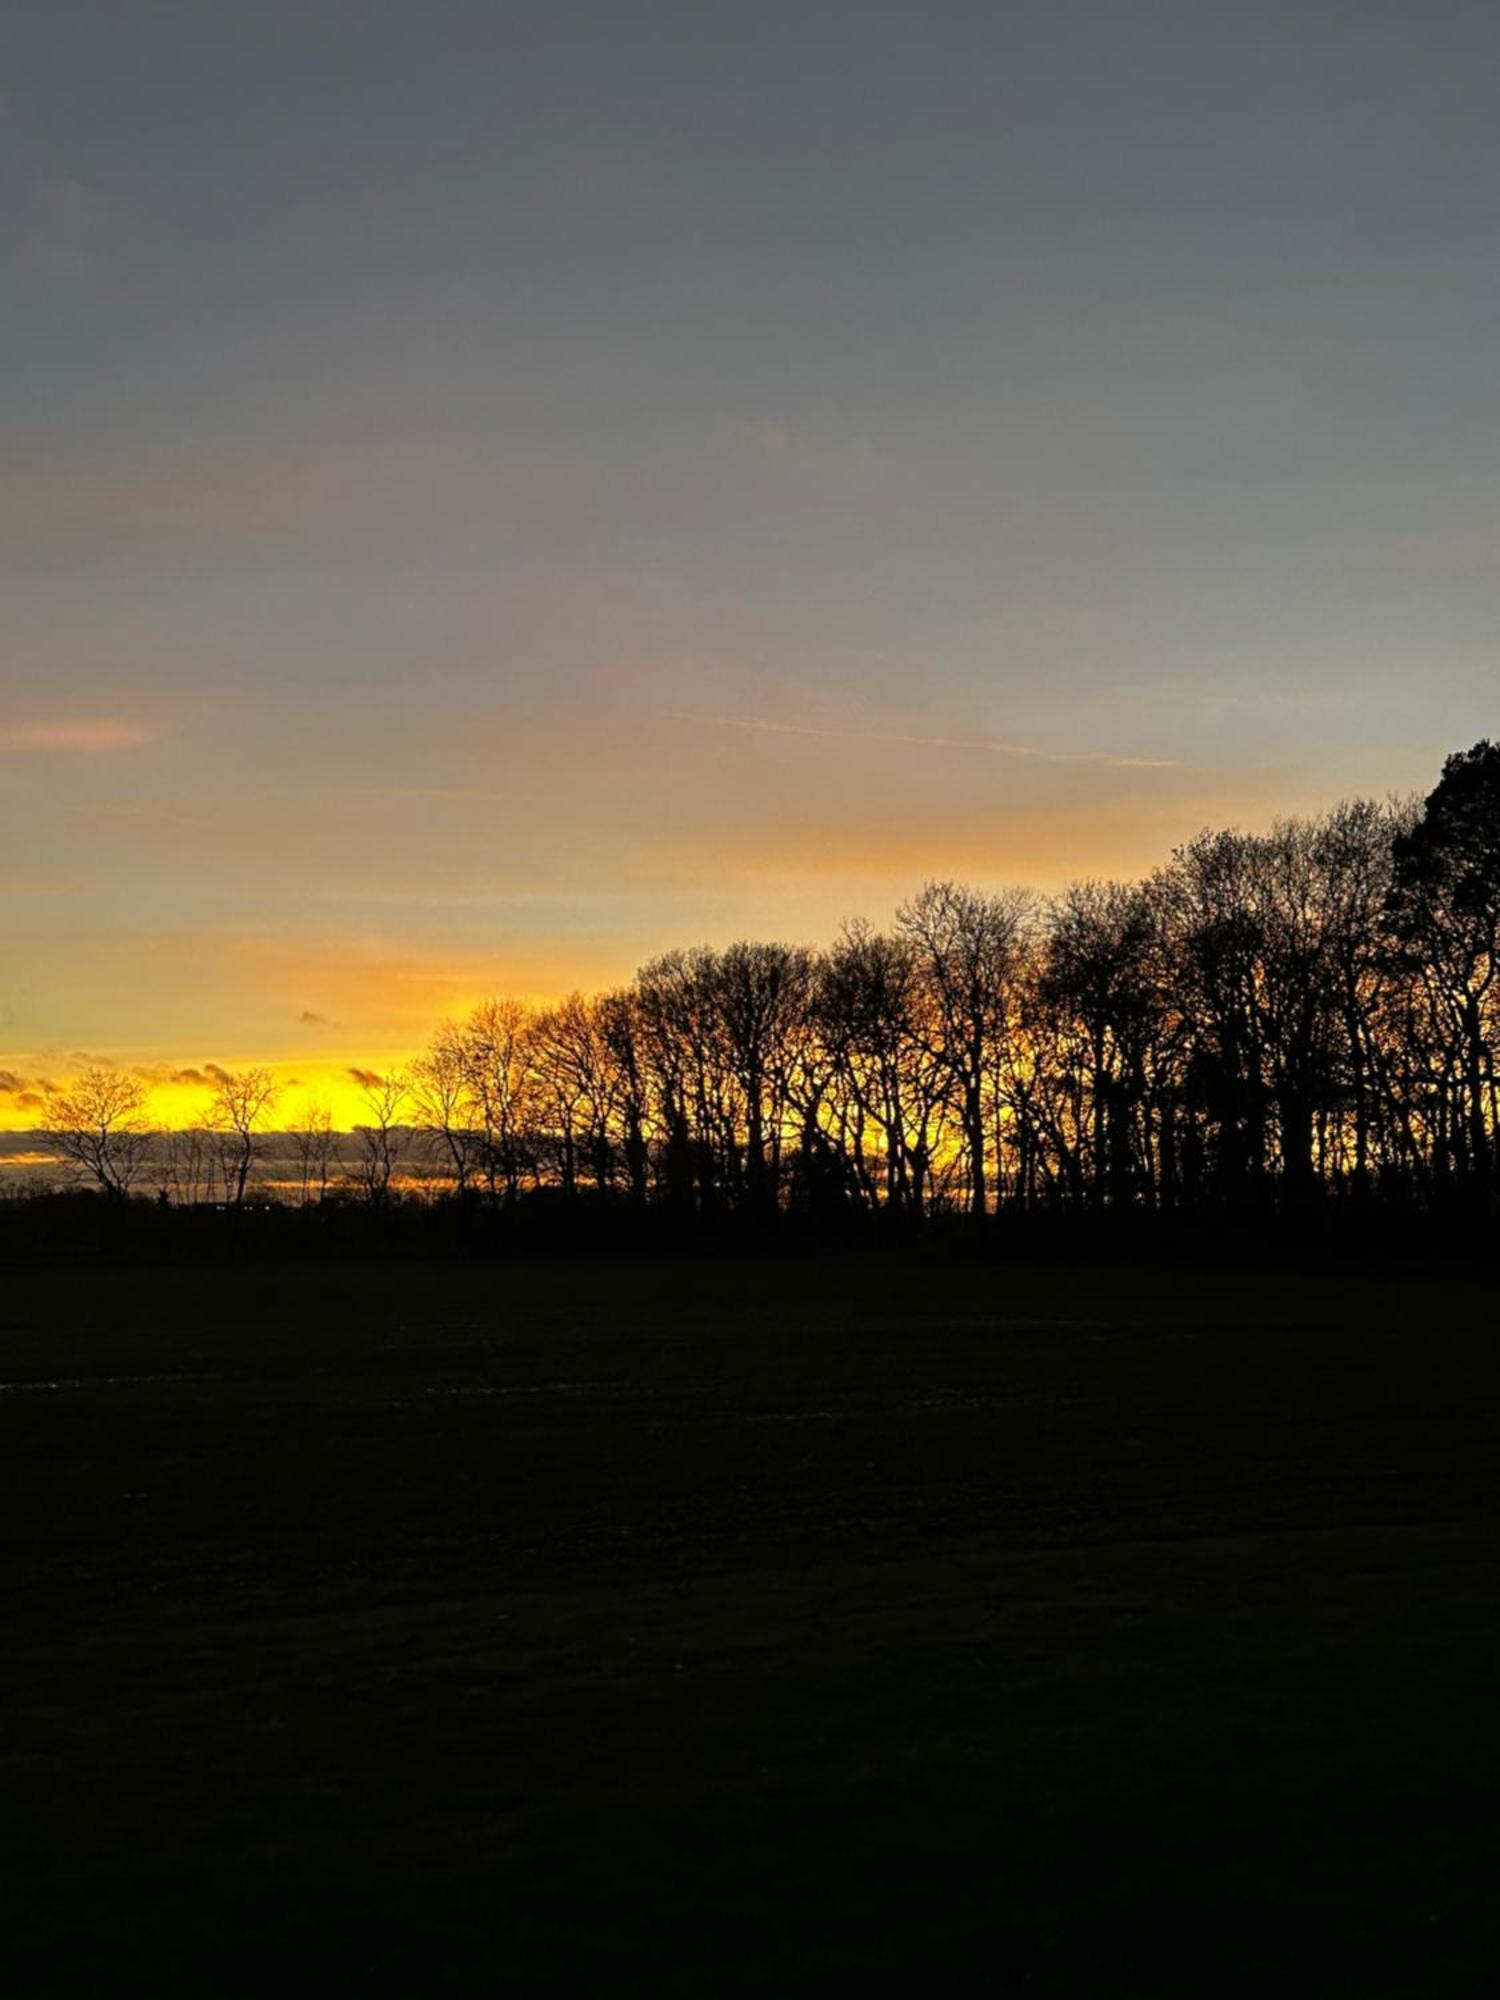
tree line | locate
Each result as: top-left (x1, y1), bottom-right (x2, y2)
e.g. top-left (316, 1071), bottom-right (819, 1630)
top-left (32, 741), bottom-right (1500, 1230)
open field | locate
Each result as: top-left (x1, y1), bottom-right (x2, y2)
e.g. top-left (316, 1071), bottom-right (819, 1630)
top-left (4, 1256), bottom-right (1500, 1995)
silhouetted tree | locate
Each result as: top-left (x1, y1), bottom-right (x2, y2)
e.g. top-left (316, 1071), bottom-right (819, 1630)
top-left (412, 1023), bottom-right (481, 1197)
top-left (814, 923), bottom-right (949, 1221)
top-left (351, 1069), bottom-right (410, 1208)
top-left (1040, 880), bottom-right (1165, 1208)
top-left (460, 999), bottom-right (533, 1204)
top-left (23, 745), bottom-right (1500, 1234)
top-left (40, 1067), bottom-right (154, 1197)
top-left (899, 882), bottom-right (1034, 1221)
top-left (159, 1125), bottom-right (214, 1207)
top-left (1388, 742), bottom-right (1500, 1192)
top-left (598, 988), bottom-right (650, 1208)
top-left (290, 1096), bottom-right (340, 1206)
top-left (206, 1065), bottom-right (279, 1207)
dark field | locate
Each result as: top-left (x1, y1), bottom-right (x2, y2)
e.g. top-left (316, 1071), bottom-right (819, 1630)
top-left (4, 1258), bottom-right (1500, 1996)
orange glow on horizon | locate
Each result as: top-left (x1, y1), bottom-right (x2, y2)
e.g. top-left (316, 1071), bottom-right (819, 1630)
top-left (0, 1057), bottom-right (431, 1138)
top-left (0, 774), bottom-right (1364, 1139)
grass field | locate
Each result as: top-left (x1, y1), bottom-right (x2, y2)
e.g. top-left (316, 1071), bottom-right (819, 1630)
top-left (4, 1255), bottom-right (1499, 1995)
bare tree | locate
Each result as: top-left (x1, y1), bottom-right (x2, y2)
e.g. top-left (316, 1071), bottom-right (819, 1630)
top-left (412, 1023), bottom-right (480, 1197)
top-left (351, 1069), bottom-right (410, 1208)
top-left (1041, 880), bottom-right (1167, 1208)
top-left (204, 1066), bottom-right (279, 1207)
top-left (33, 746), bottom-right (1500, 1237)
top-left (898, 882), bottom-right (1034, 1220)
top-left (813, 922), bottom-right (950, 1221)
top-left (598, 987), bottom-right (650, 1207)
top-left (41, 1067), bottom-right (154, 1197)
top-left (711, 942), bottom-right (817, 1215)
top-left (460, 1000), bottom-right (533, 1204)
top-left (527, 995), bottom-right (595, 1197)
top-left (158, 1125), bottom-right (214, 1206)
top-left (290, 1095), bottom-right (340, 1206)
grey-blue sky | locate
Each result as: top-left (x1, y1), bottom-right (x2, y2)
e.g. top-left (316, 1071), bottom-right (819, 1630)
top-left (4, 1), bottom-right (1499, 1075)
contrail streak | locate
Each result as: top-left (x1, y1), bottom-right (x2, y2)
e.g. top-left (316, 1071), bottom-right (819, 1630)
top-left (697, 715), bottom-right (1177, 769)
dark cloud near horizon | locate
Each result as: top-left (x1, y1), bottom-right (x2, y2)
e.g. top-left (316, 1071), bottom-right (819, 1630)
top-left (0, 1069), bottom-right (55, 1100)
top-left (0, 1133), bottom-right (64, 1159)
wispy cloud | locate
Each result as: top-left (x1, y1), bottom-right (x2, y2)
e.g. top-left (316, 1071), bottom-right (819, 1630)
top-left (0, 440), bottom-right (601, 559)
top-left (696, 715), bottom-right (1177, 770)
top-left (73, 804), bottom-right (203, 830)
top-left (734, 419), bottom-right (879, 477)
top-left (0, 720), bottom-right (154, 752)
top-left (343, 785), bottom-right (511, 805)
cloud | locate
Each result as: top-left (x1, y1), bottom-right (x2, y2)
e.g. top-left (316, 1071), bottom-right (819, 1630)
top-left (735, 419), bottom-right (878, 476)
top-left (696, 715), bottom-right (1177, 770)
top-left (0, 439), bottom-right (600, 560)
top-left (0, 1070), bottom-right (57, 1101)
top-left (0, 1141), bottom-right (64, 1165)
top-left (0, 720), bottom-right (154, 752)
top-left (74, 803), bottom-right (199, 826)
top-left (119, 1064), bottom-right (197, 1089)
top-left (739, 419), bottom-right (798, 457)
top-left (297, 1010), bottom-right (328, 1025)
top-left (347, 1066), bottom-right (384, 1089)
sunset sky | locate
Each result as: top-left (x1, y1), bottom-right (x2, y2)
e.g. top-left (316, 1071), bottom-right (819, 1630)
top-left (5, 2), bottom-right (1500, 1125)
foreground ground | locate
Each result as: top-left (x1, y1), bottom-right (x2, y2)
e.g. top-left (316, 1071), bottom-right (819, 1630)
top-left (3, 1255), bottom-right (1499, 1995)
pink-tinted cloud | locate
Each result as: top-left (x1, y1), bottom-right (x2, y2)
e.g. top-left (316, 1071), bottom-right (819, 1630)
top-left (0, 720), bottom-right (154, 752)
top-left (0, 439), bottom-right (600, 558)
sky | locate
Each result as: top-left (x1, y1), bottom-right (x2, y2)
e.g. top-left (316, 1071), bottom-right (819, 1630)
top-left (4, 1), bottom-right (1500, 1124)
